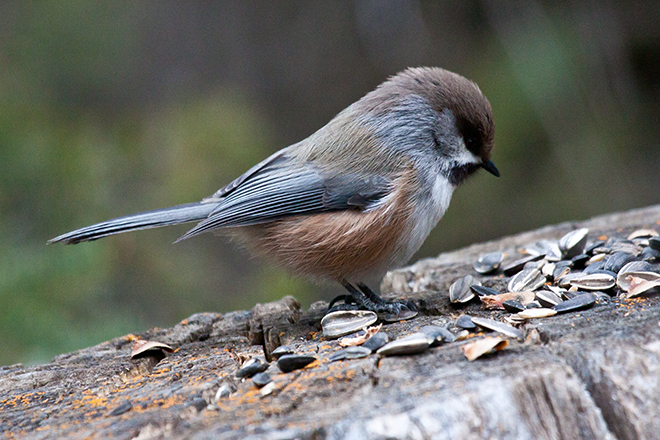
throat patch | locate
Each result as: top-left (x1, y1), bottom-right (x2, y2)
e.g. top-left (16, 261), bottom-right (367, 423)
top-left (448, 163), bottom-right (481, 186)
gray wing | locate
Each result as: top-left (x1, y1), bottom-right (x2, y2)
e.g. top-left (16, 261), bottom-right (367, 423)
top-left (203, 149), bottom-right (288, 201)
top-left (176, 155), bottom-right (391, 241)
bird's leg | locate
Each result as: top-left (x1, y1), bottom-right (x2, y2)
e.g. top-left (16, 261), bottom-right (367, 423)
top-left (356, 282), bottom-right (417, 321)
top-left (326, 280), bottom-right (417, 322)
top-left (356, 283), bottom-right (389, 305)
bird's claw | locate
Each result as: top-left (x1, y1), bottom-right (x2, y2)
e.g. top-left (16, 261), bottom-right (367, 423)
top-left (380, 300), bottom-right (418, 322)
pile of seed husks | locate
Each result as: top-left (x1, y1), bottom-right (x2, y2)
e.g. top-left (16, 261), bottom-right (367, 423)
top-left (317, 228), bottom-right (660, 363)
top-left (458, 227), bottom-right (660, 316)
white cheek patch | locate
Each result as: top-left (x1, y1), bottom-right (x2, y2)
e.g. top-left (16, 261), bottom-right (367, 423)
top-left (454, 145), bottom-right (481, 165)
top-left (452, 144), bottom-right (481, 166)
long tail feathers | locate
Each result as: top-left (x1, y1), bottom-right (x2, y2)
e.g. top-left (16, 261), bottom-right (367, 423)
top-left (48, 202), bottom-right (216, 245)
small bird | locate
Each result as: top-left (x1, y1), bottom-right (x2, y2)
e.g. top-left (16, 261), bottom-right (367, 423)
top-left (50, 67), bottom-right (499, 321)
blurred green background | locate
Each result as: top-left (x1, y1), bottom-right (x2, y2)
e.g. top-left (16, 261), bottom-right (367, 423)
top-left (1, 1), bottom-right (659, 366)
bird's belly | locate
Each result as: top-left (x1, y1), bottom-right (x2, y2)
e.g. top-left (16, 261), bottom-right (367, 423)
top-left (238, 185), bottom-right (417, 282)
top-left (236, 173), bottom-right (453, 283)
top-left (240, 209), bottom-right (405, 281)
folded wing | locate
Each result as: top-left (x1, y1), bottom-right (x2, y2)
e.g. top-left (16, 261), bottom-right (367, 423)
top-left (176, 155), bottom-right (391, 241)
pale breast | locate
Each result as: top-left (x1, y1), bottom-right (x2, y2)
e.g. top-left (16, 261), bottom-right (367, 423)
top-left (396, 173), bottom-right (455, 266)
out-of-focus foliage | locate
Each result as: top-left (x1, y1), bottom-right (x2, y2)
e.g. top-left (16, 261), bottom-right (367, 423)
top-left (1, 1), bottom-right (659, 365)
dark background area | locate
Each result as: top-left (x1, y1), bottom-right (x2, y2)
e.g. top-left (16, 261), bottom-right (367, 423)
top-left (1, 1), bottom-right (659, 366)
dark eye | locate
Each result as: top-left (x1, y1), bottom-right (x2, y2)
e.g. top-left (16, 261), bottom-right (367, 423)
top-left (465, 137), bottom-right (477, 149)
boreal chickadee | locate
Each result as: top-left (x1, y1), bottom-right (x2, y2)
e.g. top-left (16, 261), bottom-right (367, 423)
top-left (50, 67), bottom-right (499, 321)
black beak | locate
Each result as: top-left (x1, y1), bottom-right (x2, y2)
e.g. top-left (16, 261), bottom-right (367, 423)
top-left (481, 160), bottom-right (500, 177)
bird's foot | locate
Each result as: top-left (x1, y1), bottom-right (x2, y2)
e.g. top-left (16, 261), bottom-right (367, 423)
top-left (327, 281), bottom-right (417, 322)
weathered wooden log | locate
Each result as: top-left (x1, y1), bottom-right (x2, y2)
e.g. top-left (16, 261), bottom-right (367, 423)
top-left (2, 205), bottom-right (660, 439)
